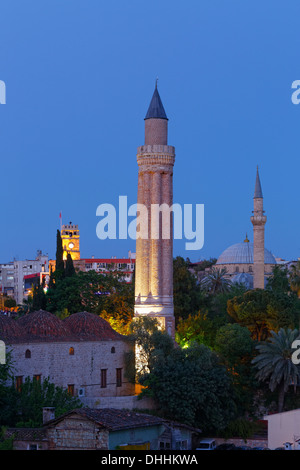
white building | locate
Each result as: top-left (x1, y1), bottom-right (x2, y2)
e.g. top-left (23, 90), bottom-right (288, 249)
top-left (0, 262), bottom-right (15, 297)
top-left (13, 251), bottom-right (49, 305)
top-left (264, 409), bottom-right (300, 450)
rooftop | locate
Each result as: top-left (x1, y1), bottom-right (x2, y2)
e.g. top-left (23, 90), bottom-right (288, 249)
top-left (0, 310), bottom-right (125, 343)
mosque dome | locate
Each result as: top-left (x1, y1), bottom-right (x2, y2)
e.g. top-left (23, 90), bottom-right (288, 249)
top-left (64, 311), bottom-right (124, 341)
top-left (0, 316), bottom-right (22, 341)
top-left (231, 272), bottom-right (254, 290)
top-left (216, 239), bottom-right (276, 266)
top-left (17, 310), bottom-right (71, 341)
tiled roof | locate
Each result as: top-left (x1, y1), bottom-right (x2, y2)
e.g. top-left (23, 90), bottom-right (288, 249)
top-left (64, 311), bottom-right (124, 341)
top-left (17, 310), bottom-right (71, 340)
top-left (5, 428), bottom-right (46, 441)
top-left (46, 408), bottom-right (166, 431)
top-left (82, 258), bottom-right (135, 264)
top-left (0, 310), bottom-right (125, 343)
top-left (0, 316), bottom-right (23, 342)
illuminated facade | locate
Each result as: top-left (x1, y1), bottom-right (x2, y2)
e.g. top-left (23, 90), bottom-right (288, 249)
top-left (134, 84), bottom-right (176, 339)
top-left (61, 223), bottom-right (80, 261)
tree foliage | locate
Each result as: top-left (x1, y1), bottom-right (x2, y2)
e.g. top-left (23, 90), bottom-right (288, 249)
top-left (173, 256), bottom-right (207, 323)
top-left (0, 376), bottom-right (82, 427)
top-left (139, 341), bottom-right (237, 432)
top-left (227, 289), bottom-right (300, 341)
top-left (252, 328), bottom-right (300, 412)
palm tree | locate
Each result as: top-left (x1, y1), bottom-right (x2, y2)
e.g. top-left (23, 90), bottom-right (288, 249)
top-left (201, 267), bottom-right (231, 294)
top-left (252, 328), bottom-right (300, 412)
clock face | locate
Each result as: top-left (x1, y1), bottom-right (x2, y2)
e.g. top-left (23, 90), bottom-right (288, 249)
top-left (68, 242), bottom-right (75, 249)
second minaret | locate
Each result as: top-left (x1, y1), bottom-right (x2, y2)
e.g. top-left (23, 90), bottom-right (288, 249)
top-left (250, 167), bottom-right (267, 289)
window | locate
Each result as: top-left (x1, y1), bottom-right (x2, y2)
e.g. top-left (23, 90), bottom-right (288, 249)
top-left (111, 346), bottom-right (115, 353)
top-left (25, 349), bottom-right (31, 358)
top-left (235, 266), bottom-right (239, 273)
top-left (16, 376), bottom-right (23, 392)
top-left (159, 441), bottom-right (171, 450)
top-left (116, 368), bottom-right (122, 387)
top-left (33, 374), bottom-right (41, 382)
top-left (69, 347), bottom-right (74, 355)
top-left (101, 369), bottom-right (107, 388)
top-left (249, 266), bottom-right (253, 272)
top-left (68, 384), bottom-right (75, 396)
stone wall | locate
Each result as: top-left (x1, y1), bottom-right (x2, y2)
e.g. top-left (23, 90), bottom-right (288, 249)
top-left (7, 338), bottom-right (135, 399)
top-left (47, 415), bottom-right (109, 450)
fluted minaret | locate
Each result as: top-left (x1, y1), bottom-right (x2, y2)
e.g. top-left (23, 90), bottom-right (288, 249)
top-left (134, 83), bottom-right (175, 339)
top-left (250, 167), bottom-right (267, 289)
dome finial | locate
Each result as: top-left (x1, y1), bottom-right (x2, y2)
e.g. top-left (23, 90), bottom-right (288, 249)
top-left (244, 233), bottom-right (249, 242)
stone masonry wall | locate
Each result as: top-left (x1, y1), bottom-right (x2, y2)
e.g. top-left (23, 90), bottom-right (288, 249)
top-left (47, 415), bottom-right (109, 450)
top-left (7, 339), bottom-right (135, 399)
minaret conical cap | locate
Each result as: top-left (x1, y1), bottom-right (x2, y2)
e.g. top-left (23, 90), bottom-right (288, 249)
top-left (254, 166), bottom-right (263, 198)
top-left (145, 81), bottom-right (168, 120)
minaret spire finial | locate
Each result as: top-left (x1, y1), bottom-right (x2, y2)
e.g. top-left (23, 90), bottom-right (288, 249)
top-left (254, 165), bottom-right (263, 198)
top-left (155, 77), bottom-right (158, 89)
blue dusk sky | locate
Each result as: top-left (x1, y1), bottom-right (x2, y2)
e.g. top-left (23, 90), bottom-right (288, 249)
top-left (0, 0), bottom-right (300, 263)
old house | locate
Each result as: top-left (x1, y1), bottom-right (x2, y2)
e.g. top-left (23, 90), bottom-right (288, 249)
top-left (6, 408), bottom-right (201, 450)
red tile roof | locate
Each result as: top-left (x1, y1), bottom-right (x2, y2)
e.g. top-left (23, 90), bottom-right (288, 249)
top-left (82, 258), bottom-right (135, 264)
top-left (45, 408), bottom-right (165, 431)
top-left (0, 310), bottom-right (125, 343)
top-left (64, 311), bottom-right (123, 341)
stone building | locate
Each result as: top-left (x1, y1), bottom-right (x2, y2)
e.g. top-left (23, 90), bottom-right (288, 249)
top-left (5, 407), bottom-right (201, 450)
top-left (134, 83), bottom-right (176, 339)
top-left (0, 310), bottom-right (135, 407)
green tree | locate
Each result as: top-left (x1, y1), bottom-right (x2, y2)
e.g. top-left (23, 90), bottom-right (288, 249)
top-left (215, 323), bottom-right (256, 415)
top-left (173, 256), bottom-right (206, 323)
top-left (128, 316), bottom-right (173, 380)
top-left (252, 328), bottom-right (300, 412)
top-left (46, 270), bottom-right (134, 333)
top-left (32, 279), bottom-right (47, 311)
top-left (65, 253), bottom-right (75, 278)
top-left (0, 377), bottom-right (82, 427)
top-left (289, 261), bottom-right (300, 297)
top-left (139, 342), bottom-right (236, 432)
top-left (215, 323), bottom-right (254, 367)
top-left (227, 289), bottom-right (300, 341)
top-left (266, 265), bottom-right (290, 294)
top-left (201, 267), bottom-right (231, 294)
top-left (55, 229), bottom-right (65, 281)
top-left (176, 312), bottom-right (217, 349)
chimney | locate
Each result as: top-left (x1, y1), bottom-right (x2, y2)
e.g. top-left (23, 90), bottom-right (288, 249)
top-left (43, 407), bottom-right (55, 424)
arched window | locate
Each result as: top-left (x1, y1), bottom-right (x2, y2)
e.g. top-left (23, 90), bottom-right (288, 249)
top-left (235, 266), bottom-right (239, 273)
top-left (69, 347), bottom-right (74, 356)
top-left (249, 266), bottom-right (253, 272)
top-left (25, 349), bottom-right (31, 359)
top-left (111, 347), bottom-right (115, 354)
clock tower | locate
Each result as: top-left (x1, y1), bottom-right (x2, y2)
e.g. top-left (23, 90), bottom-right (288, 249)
top-left (61, 223), bottom-right (80, 261)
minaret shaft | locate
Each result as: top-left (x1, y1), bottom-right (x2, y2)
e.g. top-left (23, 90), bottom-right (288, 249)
top-left (134, 86), bottom-right (175, 339)
top-left (250, 168), bottom-right (267, 289)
